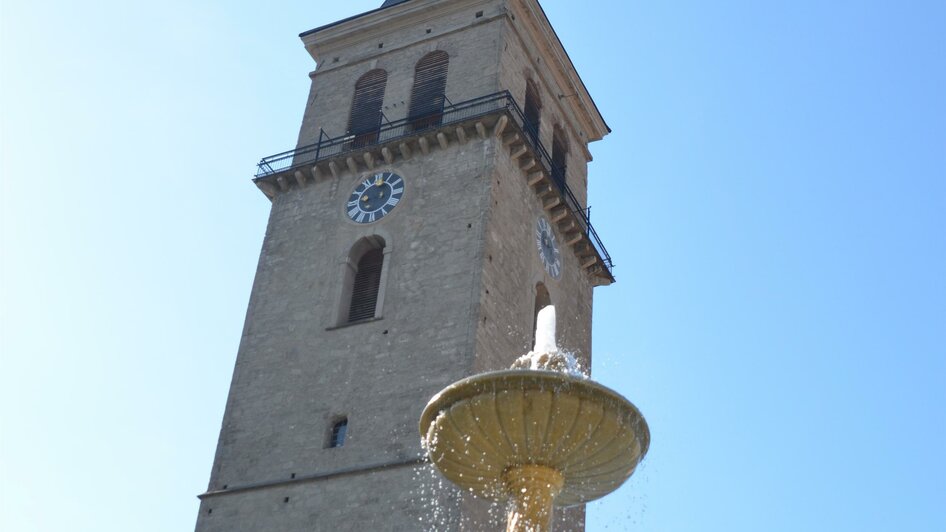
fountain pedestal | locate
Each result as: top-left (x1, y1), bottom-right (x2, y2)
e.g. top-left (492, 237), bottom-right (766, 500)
top-left (503, 465), bottom-right (564, 531)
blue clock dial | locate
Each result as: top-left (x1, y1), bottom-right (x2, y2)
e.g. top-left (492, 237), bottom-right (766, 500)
top-left (535, 216), bottom-right (562, 279)
top-left (346, 172), bottom-right (405, 224)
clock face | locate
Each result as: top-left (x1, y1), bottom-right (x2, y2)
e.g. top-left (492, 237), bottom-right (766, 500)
top-left (346, 172), bottom-right (405, 224)
top-left (535, 216), bottom-right (562, 279)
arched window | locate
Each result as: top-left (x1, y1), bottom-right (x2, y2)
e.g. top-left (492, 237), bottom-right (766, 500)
top-left (408, 51), bottom-right (449, 131)
top-left (337, 236), bottom-right (388, 326)
top-left (523, 79), bottom-right (542, 145)
top-left (348, 248), bottom-right (384, 323)
top-left (532, 283), bottom-right (551, 348)
top-left (551, 126), bottom-right (568, 189)
top-left (328, 417), bottom-right (348, 448)
top-left (348, 69), bottom-right (388, 148)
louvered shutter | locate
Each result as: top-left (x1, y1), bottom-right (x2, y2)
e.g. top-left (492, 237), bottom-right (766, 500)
top-left (551, 130), bottom-right (568, 189)
top-left (347, 248), bottom-right (384, 322)
top-left (408, 52), bottom-right (449, 131)
top-left (348, 69), bottom-right (388, 147)
top-left (524, 81), bottom-right (542, 144)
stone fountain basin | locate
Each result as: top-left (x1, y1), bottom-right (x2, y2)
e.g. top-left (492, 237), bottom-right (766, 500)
top-left (419, 370), bottom-right (650, 507)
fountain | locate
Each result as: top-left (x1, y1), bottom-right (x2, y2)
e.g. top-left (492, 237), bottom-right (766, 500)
top-left (419, 306), bottom-right (650, 531)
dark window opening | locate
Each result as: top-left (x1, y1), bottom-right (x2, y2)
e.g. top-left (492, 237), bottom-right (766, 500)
top-left (348, 248), bottom-right (384, 323)
top-left (551, 126), bottom-right (568, 190)
top-left (329, 418), bottom-right (348, 448)
top-left (408, 51), bottom-right (449, 132)
top-left (348, 69), bottom-right (388, 148)
top-left (524, 79), bottom-right (542, 145)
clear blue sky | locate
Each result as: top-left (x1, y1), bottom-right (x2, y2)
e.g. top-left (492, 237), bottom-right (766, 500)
top-left (1, 1), bottom-right (943, 530)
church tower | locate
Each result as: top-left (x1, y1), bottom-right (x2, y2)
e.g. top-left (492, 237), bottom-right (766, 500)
top-left (196, 0), bottom-right (613, 529)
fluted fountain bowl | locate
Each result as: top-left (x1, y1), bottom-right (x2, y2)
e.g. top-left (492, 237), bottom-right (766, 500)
top-left (419, 370), bottom-right (650, 507)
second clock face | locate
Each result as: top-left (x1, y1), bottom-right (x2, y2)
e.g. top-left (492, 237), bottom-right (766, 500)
top-left (536, 216), bottom-right (562, 279)
top-left (346, 172), bottom-right (405, 224)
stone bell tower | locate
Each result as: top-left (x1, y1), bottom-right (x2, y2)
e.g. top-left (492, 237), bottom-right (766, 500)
top-left (195, 0), bottom-right (613, 530)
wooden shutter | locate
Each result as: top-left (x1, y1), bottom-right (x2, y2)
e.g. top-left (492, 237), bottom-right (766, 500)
top-left (347, 248), bottom-right (384, 322)
top-left (551, 129), bottom-right (568, 189)
top-left (408, 51), bottom-right (449, 131)
top-left (524, 80), bottom-right (542, 144)
top-left (348, 69), bottom-right (388, 147)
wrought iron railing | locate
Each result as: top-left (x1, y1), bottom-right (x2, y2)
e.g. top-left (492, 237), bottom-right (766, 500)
top-left (254, 91), bottom-right (613, 275)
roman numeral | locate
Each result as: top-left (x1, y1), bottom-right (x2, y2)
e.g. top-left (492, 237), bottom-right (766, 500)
top-left (356, 212), bottom-right (366, 223)
top-left (348, 207), bottom-right (360, 218)
top-left (347, 200), bottom-right (359, 207)
top-left (391, 187), bottom-right (404, 195)
top-left (367, 212), bottom-right (376, 223)
top-left (385, 196), bottom-right (400, 207)
top-left (389, 177), bottom-right (402, 187)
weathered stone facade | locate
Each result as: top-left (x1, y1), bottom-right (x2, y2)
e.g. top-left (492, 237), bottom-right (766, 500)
top-left (196, 1), bottom-right (610, 530)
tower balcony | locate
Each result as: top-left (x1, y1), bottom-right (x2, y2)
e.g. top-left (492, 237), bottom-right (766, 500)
top-left (253, 91), bottom-right (615, 284)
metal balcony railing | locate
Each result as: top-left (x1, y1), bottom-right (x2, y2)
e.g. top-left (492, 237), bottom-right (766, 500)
top-left (254, 91), bottom-right (613, 276)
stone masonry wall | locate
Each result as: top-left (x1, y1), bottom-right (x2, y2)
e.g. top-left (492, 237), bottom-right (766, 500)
top-left (199, 135), bottom-right (498, 531)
